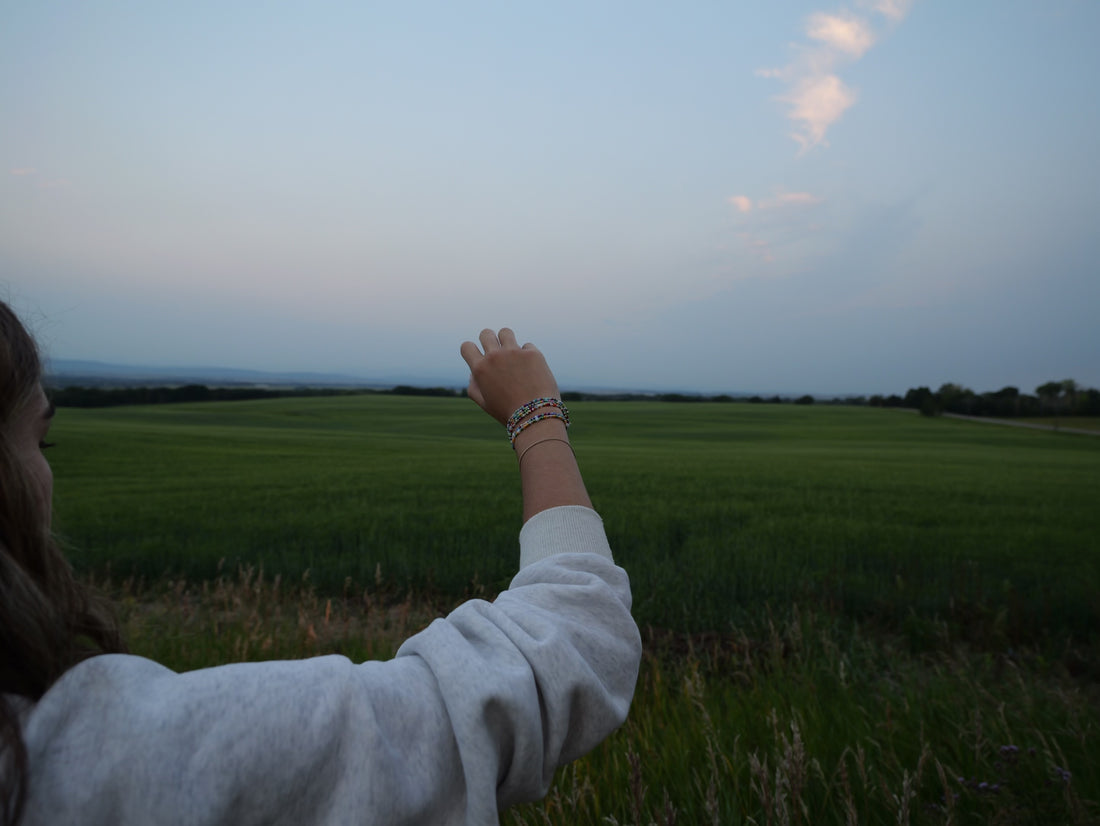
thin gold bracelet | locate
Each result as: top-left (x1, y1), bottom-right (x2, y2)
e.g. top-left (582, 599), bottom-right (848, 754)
top-left (517, 437), bottom-right (575, 468)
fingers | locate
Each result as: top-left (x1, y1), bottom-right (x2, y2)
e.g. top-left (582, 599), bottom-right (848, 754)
top-left (466, 377), bottom-right (486, 408)
top-left (465, 328), bottom-right (525, 363)
top-left (459, 339), bottom-right (483, 371)
top-left (479, 328), bottom-right (501, 353)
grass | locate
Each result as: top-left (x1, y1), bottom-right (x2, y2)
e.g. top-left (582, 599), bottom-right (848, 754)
top-left (100, 568), bottom-right (1099, 824)
top-left (52, 397), bottom-right (1100, 649)
top-left (48, 395), bottom-right (1100, 823)
top-left (1016, 417), bottom-right (1100, 433)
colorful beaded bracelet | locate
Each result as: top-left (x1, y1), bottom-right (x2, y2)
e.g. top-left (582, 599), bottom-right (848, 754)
top-left (505, 397), bottom-right (569, 433)
top-left (509, 410), bottom-right (569, 447)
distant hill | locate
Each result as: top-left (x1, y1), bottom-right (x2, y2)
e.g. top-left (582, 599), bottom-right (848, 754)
top-left (43, 358), bottom-right (816, 399)
top-left (43, 358), bottom-right (457, 390)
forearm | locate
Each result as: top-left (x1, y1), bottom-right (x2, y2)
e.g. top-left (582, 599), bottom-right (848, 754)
top-left (510, 417), bottom-right (593, 522)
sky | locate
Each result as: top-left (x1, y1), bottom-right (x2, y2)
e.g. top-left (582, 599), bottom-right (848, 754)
top-left (3, 1), bottom-right (1098, 395)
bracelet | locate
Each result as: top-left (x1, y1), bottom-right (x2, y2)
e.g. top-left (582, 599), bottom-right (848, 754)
top-left (510, 410), bottom-right (568, 446)
top-left (517, 437), bottom-right (575, 467)
top-left (505, 398), bottom-right (571, 444)
top-left (506, 397), bottom-right (570, 434)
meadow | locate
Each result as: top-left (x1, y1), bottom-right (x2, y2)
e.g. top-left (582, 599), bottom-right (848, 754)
top-left (50, 395), bottom-right (1100, 823)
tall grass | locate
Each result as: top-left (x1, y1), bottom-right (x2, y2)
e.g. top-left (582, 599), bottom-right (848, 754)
top-left (103, 568), bottom-right (1098, 824)
top-left (509, 614), bottom-right (1098, 824)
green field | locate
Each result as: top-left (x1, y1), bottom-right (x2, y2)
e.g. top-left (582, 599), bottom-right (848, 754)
top-left (52, 396), bottom-right (1100, 644)
top-left (49, 396), bottom-right (1100, 823)
top-left (1017, 417), bottom-right (1100, 433)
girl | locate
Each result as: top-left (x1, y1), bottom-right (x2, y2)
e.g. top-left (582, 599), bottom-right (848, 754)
top-left (0, 304), bottom-right (640, 825)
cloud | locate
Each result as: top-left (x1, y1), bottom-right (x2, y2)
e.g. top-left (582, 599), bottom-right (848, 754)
top-left (726, 189), bottom-right (825, 271)
top-left (806, 12), bottom-right (875, 58)
top-left (759, 191), bottom-right (823, 210)
top-left (863, 0), bottom-right (913, 22)
top-left (780, 75), bottom-right (858, 150)
top-left (759, 2), bottom-right (913, 152)
top-left (736, 232), bottom-right (775, 263)
top-left (730, 190), bottom-right (823, 214)
top-left (9, 168), bottom-right (37, 176)
top-left (729, 195), bottom-right (754, 213)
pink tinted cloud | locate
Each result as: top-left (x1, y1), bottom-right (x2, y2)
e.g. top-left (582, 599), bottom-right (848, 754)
top-left (781, 74), bottom-right (858, 150)
top-left (806, 12), bottom-right (875, 58)
top-left (9, 168), bottom-right (37, 176)
top-left (759, 2), bottom-right (914, 151)
top-left (864, 0), bottom-right (913, 22)
top-left (729, 190), bottom-right (822, 215)
top-left (728, 190), bottom-right (822, 269)
top-left (729, 195), bottom-right (754, 213)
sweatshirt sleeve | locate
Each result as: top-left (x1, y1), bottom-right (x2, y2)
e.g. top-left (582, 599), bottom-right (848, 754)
top-left (18, 506), bottom-right (642, 826)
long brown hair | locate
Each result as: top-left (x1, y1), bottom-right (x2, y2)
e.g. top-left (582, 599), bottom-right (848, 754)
top-left (0, 301), bottom-right (125, 825)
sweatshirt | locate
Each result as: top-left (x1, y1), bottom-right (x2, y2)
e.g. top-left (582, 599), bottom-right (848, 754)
top-left (15, 505), bottom-right (642, 825)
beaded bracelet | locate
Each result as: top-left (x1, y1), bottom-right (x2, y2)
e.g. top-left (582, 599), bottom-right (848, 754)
top-left (510, 410), bottom-right (569, 447)
top-left (505, 397), bottom-right (570, 434)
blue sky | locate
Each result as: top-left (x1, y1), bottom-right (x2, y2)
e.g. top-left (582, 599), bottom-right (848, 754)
top-left (3, 1), bottom-right (1098, 395)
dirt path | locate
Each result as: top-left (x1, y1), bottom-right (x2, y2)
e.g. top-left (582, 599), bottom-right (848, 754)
top-left (942, 412), bottom-right (1100, 436)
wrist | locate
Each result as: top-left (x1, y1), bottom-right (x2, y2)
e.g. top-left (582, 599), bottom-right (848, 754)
top-left (511, 417), bottom-right (569, 454)
top-left (506, 398), bottom-right (571, 447)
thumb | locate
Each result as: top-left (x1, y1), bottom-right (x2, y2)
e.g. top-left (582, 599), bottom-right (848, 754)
top-left (466, 376), bottom-right (487, 410)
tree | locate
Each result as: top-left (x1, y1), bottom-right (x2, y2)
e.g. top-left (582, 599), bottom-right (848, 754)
top-left (904, 386), bottom-right (935, 414)
top-left (936, 383), bottom-right (976, 415)
top-left (1061, 379), bottom-right (1079, 413)
top-left (1036, 381), bottom-right (1064, 417)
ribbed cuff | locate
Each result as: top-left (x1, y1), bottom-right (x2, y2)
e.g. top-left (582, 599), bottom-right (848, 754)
top-left (518, 505), bottom-right (613, 569)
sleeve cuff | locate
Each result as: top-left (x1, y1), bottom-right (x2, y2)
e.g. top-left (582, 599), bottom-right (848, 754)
top-left (518, 505), bottom-right (613, 569)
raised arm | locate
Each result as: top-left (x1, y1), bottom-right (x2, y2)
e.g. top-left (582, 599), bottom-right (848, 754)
top-left (460, 327), bottom-right (590, 521)
top-left (20, 329), bottom-right (639, 826)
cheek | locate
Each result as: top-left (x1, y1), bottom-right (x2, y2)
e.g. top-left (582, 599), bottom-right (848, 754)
top-left (28, 453), bottom-right (54, 521)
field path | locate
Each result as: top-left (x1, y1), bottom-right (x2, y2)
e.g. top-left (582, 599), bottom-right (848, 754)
top-left (943, 412), bottom-right (1100, 436)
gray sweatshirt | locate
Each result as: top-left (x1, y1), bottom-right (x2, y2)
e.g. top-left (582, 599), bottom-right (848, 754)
top-left (16, 505), bottom-right (641, 825)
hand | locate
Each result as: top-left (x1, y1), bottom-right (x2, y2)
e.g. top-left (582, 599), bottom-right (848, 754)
top-left (459, 328), bottom-right (561, 425)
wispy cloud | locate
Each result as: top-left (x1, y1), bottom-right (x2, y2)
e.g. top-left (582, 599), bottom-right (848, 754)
top-left (759, 2), bottom-right (914, 152)
top-left (729, 190), bottom-right (823, 213)
top-left (862, 0), bottom-right (914, 23)
top-left (9, 167), bottom-right (37, 176)
top-left (761, 191), bottom-right (823, 209)
top-left (729, 195), bottom-right (754, 214)
top-left (781, 75), bottom-right (858, 151)
top-left (736, 232), bottom-right (775, 264)
top-left (806, 11), bottom-right (875, 58)
top-left (727, 190), bottom-right (825, 268)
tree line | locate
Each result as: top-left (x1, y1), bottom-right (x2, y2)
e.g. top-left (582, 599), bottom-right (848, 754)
top-left (869, 379), bottom-right (1100, 418)
top-left (46, 378), bottom-right (1099, 418)
top-left (46, 384), bottom-right (464, 408)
